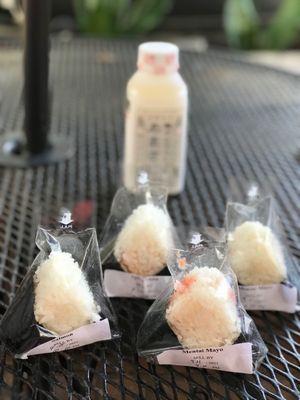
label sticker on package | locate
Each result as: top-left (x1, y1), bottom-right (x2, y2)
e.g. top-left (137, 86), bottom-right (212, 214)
top-left (239, 283), bottom-right (298, 313)
top-left (21, 319), bottom-right (111, 359)
top-left (104, 269), bottom-right (171, 299)
top-left (157, 343), bottom-right (253, 374)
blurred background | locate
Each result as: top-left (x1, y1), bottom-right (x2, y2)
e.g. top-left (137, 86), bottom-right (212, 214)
top-left (1, 0), bottom-right (300, 73)
top-left (0, 0), bottom-right (299, 48)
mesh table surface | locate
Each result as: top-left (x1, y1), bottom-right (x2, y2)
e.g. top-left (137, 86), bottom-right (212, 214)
top-left (0, 38), bottom-right (299, 400)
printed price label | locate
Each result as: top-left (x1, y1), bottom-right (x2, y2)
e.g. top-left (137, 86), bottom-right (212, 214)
top-left (21, 319), bottom-right (111, 359)
top-left (239, 283), bottom-right (298, 313)
top-left (104, 269), bottom-right (171, 299)
top-left (157, 343), bottom-right (253, 374)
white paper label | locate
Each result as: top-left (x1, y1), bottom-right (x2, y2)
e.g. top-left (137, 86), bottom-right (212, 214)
top-left (104, 269), bottom-right (171, 299)
top-left (124, 106), bottom-right (187, 191)
top-left (157, 343), bottom-right (253, 374)
top-left (239, 283), bottom-right (298, 313)
top-left (20, 319), bottom-right (111, 359)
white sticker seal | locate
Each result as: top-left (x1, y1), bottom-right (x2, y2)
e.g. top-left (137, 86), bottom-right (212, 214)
top-left (20, 319), bottom-right (111, 359)
top-left (157, 343), bottom-right (253, 374)
top-left (239, 283), bottom-right (298, 313)
top-left (104, 269), bottom-right (171, 299)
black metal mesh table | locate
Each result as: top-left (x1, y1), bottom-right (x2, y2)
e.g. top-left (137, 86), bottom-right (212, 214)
top-left (0, 38), bottom-right (299, 400)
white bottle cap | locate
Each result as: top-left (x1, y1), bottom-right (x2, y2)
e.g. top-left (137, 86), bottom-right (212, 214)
top-left (137, 42), bottom-right (179, 75)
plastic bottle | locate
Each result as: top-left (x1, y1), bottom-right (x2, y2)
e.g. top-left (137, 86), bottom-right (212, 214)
top-left (123, 42), bottom-right (188, 195)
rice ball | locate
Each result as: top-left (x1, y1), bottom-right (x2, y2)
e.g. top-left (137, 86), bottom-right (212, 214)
top-left (228, 221), bottom-right (287, 285)
top-left (34, 251), bottom-right (100, 335)
top-left (114, 204), bottom-right (173, 276)
top-left (166, 267), bottom-right (241, 349)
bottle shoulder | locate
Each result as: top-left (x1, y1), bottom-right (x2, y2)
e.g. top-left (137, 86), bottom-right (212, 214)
top-left (127, 71), bottom-right (187, 91)
top-left (127, 71), bottom-right (188, 107)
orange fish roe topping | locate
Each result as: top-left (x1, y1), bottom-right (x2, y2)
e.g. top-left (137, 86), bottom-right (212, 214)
top-left (174, 274), bottom-right (197, 295)
top-left (182, 274), bottom-right (197, 288)
top-left (177, 257), bottom-right (186, 270)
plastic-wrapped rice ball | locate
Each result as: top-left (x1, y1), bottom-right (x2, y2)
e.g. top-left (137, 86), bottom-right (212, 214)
top-left (34, 251), bottom-right (100, 335)
top-left (114, 204), bottom-right (173, 276)
top-left (166, 267), bottom-right (241, 349)
top-left (228, 221), bottom-right (287, 285)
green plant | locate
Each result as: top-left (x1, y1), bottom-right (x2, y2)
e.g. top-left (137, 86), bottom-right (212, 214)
top-left (223, 0), bottom-right (300, 49)
top-left (73, 0), bottom-right (172, 36)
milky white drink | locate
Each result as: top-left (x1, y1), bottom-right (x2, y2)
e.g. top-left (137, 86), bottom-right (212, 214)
top-left (123, 42), bottom-right (188, 195)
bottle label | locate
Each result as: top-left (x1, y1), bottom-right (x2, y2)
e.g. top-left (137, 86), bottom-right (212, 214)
top-left (125, 106), bottom-right (187, 191)
top-left (157, 343), bottom-right (253, 374)
top-left (104, 269), bottom-right (171, 299)
top-left (239, 283), bottom-right (298, 312)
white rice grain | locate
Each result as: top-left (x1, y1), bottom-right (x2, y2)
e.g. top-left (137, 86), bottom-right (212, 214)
top-left (34, 251), bottom-right (100, 335)
top-left (166, 267), bottom-right (241, 349)
top-left (228, 221), bottom-right (287, 285)
top-left (114, 204), bottom-right (173, 276)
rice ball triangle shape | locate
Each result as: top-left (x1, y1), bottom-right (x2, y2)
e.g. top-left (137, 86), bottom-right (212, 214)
top-left (228, 221), bottom-right (287, 285)
top-left (114, 203), bottom-right (173, 276)
top-left (34, 251), bottom-right (100, 335)
top-left (166, 267), bottom-right (241, 349)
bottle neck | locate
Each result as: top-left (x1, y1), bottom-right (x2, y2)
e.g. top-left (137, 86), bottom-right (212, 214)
top-left (137, 67), bottom-right (179, 78)
top-left (137, 63), bottom-right (179, 75)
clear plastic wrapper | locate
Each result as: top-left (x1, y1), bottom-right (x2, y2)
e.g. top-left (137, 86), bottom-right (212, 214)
top-left (137, 233), bottom-right (267, 373)
top-left (100, 177), bottom-right (176, 299)
top-left (225, 182), bottom-right (299, 313)
top-left (0, 209), bottom-right (120, 358)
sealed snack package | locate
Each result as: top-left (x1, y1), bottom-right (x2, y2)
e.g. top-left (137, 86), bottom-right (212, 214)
top-left (225, 182), bottom-right (299, 313)
top-left (100, 176), bottom-right (175, 300)
top-left (0, 209), bottom-right (120, 359)
top-left (137, 234), bottom-right (267, 374)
